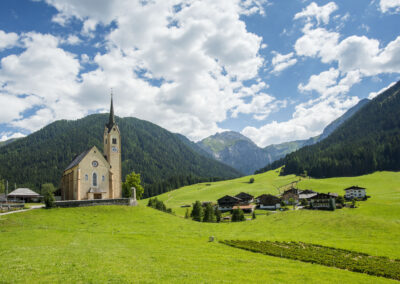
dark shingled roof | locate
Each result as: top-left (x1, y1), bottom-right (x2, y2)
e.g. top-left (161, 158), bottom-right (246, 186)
top-left (344, 186), bottom-right (366, 191)
top-left (65, 149), bottom-right (91, 171)
top-left (258, 194), bottom-right (281, 205)
top-left (235, 192), bottom-right (254, 200)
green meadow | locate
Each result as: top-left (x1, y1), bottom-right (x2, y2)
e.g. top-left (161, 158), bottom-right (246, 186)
top-left (0, 170), bottom-right (399, 283)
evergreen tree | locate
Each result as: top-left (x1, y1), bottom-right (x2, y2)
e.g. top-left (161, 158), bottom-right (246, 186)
top-left (232, 208), bottom-right (245, 222)
top-left (191, 201), bottom-right (203, 222)
top-left (252, 211), bottom-right (256, 219)
top-left (215, 207), bottom-right (221, 223)
top-left (203, 203), bottom-right (215, 222)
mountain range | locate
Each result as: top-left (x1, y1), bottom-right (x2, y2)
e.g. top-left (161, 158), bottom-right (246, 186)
top-left (0, 114), bottom-right (240, 194)
top-left (195, 98), bottom-right (370, 175)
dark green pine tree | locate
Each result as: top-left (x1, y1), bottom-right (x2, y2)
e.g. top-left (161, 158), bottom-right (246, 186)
top-left (191, 201), bottom-right (203, 222)
top-left (215, 207), bottom-right (222, 223)
top-left (232, 208), bottom-right (245, 222)
top-left (203, 203), bottom-right (215, 222)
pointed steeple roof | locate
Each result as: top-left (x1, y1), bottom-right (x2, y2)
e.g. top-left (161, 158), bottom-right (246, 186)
top-left (106, 90), bottom-right (116, 131)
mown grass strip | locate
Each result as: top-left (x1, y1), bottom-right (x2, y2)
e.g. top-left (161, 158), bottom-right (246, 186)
top-left (220, 240), bottom-right (400, 281)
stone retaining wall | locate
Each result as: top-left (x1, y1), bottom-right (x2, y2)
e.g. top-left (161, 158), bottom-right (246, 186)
top-left (55, 198), bottom-right (137, 208)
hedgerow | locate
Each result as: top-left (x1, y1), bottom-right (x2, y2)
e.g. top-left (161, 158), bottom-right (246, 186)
top-left (220, 240), bottom-right (400, 281)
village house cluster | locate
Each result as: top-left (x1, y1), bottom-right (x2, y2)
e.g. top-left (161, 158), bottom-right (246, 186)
top-left (215, 185), bottom-right (367, 213)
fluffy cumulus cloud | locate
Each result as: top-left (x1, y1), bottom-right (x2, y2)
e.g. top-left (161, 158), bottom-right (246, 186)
top-left (242, 95), bottom-right (359, 147)
top-left (0, 30), bottom-right (19, 51)
top-left (271, 52), bottom-right (297, 74)
top-left (379, 0), bottom-right (400, 13)
top-left (0, 32), bottom-right (84, 132)
top-left (0, 0), bottom-right (273, 140)
top-left (294, 2), bottom-right (338, 25)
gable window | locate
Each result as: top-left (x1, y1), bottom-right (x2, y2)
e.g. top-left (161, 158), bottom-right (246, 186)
top-left (112, 138), bottom-right (117, 144)
top-left (93, 173), bottom-right (97, 187)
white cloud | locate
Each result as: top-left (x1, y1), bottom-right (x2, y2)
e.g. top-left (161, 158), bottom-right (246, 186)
top-left (294, 24), bottom-right (339, 62)
top-left (0, 132), bottom-right (26, 142)
top-left (0, 0), bottom-right (270, 141)
top-left (271, 52), bottom-right (297, 74)
top-left (242, 95), bottom-right (359, 147)
top-left (0, 32), bottom-right (85, 128)
top-left (64, 34), bottom-right (81, 45)
top-left (232, 93), bottom-right (286, 121)
top-left (379, 0), bottom-right (400, 13)
top-left (294, 2), bottom-right (338, 25)
top-left (0, 30), bottom-right (19, 51)
top-left (299, 68), bottom-right (361, 97)
top-left (368, 81), bottom-right (397, 99)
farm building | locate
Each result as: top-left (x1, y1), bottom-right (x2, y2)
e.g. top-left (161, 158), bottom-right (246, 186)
top-left (281, 188), bottom-right (301, 204)
top-left (217, 195), bottom-right (241, 211)
top-left (257, 194), bottom-right (281, 210)
top-left (344, 186), bottom-right (366, 199)
top-left (298, 189), bottom-right (317, 200)
top-left (7, 188), bottom-right (41, 202)
top-left (235, 192), bottom-right (254, 204)
top-left (310, 193), bottom-right (336, 210)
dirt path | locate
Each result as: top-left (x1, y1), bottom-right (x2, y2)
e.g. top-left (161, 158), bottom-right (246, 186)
top-left (0, 205), bottom-right (44, 216)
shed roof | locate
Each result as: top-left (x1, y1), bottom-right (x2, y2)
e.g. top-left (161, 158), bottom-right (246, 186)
top-left (7, 188), bottom-right (40, 197)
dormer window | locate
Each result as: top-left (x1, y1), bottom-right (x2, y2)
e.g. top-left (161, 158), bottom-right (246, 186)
top-left (112, 138), bottom-right (117, 144)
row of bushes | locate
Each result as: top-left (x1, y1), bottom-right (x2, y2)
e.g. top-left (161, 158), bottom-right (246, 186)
top-left (221, 240), bottom-right (400, 281)
top-left (147, 198), bottom-right (173, 214)
top-left (187, 201), bottom-right (250, 222)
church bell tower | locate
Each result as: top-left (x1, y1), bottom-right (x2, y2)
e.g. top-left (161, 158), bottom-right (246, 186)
top-left (104, 92), bottom-right (122, 198)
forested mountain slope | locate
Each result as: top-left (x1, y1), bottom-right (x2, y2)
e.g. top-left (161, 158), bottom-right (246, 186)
top-left (259, 81), bottom-right (400, 177)
top-left (0, 114), bottom-right (240, 193)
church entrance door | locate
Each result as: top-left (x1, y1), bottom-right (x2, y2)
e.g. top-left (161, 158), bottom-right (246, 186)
top-left (94, 194), bottom-right (102, 200)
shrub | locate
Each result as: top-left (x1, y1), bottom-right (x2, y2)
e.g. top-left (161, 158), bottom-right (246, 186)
top-left (249, 178), bottom-right (255, 184)
top-left (252, 211), bottom-right (256, 219)
top-left (43, 190), bottom-right (55, 208)
top-left (232, 208), bottom-right (245, 222)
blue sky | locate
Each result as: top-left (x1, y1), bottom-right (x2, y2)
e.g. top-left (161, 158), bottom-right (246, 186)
top-left (0, 0), bottom-right (399, 146)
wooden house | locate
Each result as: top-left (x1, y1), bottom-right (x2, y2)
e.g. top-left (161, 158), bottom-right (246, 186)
top-left (217, 195), bottom-right (242, 211)
top-left (310, 193), bottom-right (336, 210)
top-left (281, 188), bottom-right (301, 204)
top-left (257, 194), bottom-right (281, 210)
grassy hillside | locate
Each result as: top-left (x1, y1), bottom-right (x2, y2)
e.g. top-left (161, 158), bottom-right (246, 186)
top-left (0, 170), bottom-right (399, 283)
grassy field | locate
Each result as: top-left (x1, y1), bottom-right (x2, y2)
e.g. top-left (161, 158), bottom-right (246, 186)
top-left (0, 170), bottom-right (399, 283)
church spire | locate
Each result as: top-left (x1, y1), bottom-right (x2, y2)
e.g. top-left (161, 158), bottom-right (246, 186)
top-left (107, 89), bottom-right (116, 131)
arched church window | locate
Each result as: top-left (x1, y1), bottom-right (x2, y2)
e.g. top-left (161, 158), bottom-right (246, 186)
top-left (85, 174), bottom-right (88, 181)
top-left (102, 175), bottom-right (105, 182)
top-left (112, 138), bottom-right (117, 144)
top-left (93, 173), bottom-right (97, 187)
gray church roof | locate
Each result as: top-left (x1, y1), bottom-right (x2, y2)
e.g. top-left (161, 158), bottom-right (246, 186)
top-left (7, 188), bottom-right (40, 197)
top-left (65, 149), bottom-right (91, 171)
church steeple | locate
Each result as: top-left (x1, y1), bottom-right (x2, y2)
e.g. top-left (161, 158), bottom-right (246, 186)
top-left (107, 90), bottom-right (116, 131)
